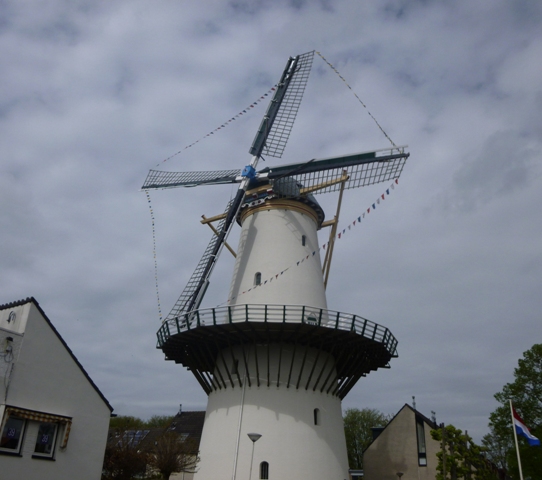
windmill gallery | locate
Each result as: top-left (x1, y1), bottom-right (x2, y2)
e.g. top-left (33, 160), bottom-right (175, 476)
top-left (143, 51), bottom-right (409, 479)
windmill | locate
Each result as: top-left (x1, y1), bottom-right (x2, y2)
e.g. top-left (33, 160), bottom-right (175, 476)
top-left (144, 51), bottom-right (408, 480)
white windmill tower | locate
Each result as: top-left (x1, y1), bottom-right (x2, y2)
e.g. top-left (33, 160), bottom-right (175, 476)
top-left (144, 51), bottom-right (409, 480)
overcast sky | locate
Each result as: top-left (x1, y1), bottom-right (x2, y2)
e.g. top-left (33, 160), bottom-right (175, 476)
top-left (1, 0), bottom-right (541, 442)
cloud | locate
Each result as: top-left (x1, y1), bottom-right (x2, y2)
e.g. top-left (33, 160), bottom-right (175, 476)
top-left (451, 130), bottom-right (537, 211)
top-left (1, 0), bottom-right (541, 444)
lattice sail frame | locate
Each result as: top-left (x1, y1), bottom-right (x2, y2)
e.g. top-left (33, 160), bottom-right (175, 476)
top-left (265, 146), bottom-right (408, 194)
top-left (259, 51), bottom-right (314, 158)
top-left (143, 169), bottom-right (240, 190)
top-left (143, 146), bottom-right (408, 194)
top-left (165, 199), bottom-right (234, 322)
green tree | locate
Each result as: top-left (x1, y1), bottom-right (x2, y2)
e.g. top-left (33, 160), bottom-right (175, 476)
top-left (145, 415), bottom-right (175, 428)
top-left (149, 432), bottom-right (199, 480)
top-left (486, 343), bottom-right (542, 479)
top-left (481, 426), bottom-right (511, 472)
top-left (102, 429), bottom-right (149, 480)
top-left (343, 407), bottom-right (390, 469)
top-left (109, 416), bottom-right (146, 431)
top-left (431, 425), bottom-right (494, 480)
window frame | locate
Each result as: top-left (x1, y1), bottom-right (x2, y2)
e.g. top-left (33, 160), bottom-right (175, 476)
top-left (0, 416), bottom-right (27, 456)
top-left (32, 422), bottom-right (59, 460)
top-left (415, 414), bottom-right (427, 466)
top-left (260, 460), bottom-right (269, 479)
top-left (314, 408), bottom-right (320, 426)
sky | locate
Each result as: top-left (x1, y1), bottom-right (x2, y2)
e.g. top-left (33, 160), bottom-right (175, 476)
top-left (1, 0), bottom-right (541, 443)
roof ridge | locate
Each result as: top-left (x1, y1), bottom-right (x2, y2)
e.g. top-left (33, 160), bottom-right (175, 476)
top-left (2, 296), bottom-right (113, 412)
top-left (0, 297), bottom-right (35, 310)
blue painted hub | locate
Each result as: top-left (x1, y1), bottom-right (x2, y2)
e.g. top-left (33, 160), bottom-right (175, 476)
top-left (241, 165), bottom-right (257, 179)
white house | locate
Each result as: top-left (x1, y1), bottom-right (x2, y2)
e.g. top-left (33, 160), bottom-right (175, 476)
top-left (0, 297), bottom-right (112, 479)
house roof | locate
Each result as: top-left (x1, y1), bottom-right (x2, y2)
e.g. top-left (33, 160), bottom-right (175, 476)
top-left (363, 403), bottom-right (438, 452)
top-left (107, 427), bottom-right (165, 450)
top-left (166, 410), bottom-right (205, 448)
top-left (0, 297), bottom-right (113, 412)
top-left (106, 411), bottom-right (205, 453)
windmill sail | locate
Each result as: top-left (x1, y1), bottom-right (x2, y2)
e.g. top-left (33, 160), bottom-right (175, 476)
top-left (165, 199), bottom-right (234, 321)
top-left (145, 147), bottom-right (408, 194)
top-left (142, 169), bottom-right (240, 190)
top-left (249, 51), bottom-right (314, 159)
top-left (264, 147), bottom-right (409, 194)
top-left (161, 52), bottom-right (315, 319)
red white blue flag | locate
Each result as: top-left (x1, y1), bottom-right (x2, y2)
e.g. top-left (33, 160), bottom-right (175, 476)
top-left (513, 407), bottom-right (540, 446)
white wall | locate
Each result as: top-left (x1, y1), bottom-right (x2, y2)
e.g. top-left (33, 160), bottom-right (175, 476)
top-left (0, 301), bottom-right (111, 480)
top-left (229, 204), bottom-right (328, 309)
top-left (195, 200), bottom-right (350, 479)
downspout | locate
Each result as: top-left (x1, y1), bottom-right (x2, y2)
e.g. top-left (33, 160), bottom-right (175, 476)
top-left (232, 350), bottom-right (250, 480)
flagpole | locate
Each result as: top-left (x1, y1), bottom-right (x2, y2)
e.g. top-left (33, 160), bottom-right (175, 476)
top-left (509, 399), bottom-right (524, 480)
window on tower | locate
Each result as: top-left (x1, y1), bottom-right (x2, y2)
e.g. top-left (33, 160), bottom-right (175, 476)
top-left (254, 272), bottom-right (262, 286)
top-left (231, 358), bottom-right (239, 375)
top-left (301, 235), bottom-right (306, 246)
top-left (260, 461), bottom-right (269, 479)
top-left (314, 408), bottom-right (320, 426)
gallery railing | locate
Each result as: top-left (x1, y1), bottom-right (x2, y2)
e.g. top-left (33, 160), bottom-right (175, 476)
top-left (156, 304), bottom-right (397, 357)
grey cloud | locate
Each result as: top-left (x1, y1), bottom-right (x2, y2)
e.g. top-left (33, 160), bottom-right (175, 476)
top-left (452, 130), bottom-right (535, 211)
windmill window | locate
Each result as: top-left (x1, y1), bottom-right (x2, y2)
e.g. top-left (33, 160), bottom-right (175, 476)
top-left (260, 461), bottom-right (269, 479)
top-left (0, 417), bottom-right (26, 455)
top-left (301, 235), bottom-right (306, 246)
top-left (231, 358), bottom-right (239, 375)
top-left (254, 272), bottom-right (262, 286)
top-left (314, 408), bottom-right (320, 426)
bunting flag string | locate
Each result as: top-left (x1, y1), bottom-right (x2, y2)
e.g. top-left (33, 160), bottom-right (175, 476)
top-left (145, 189), bottom-right (163, 321)
top-left (156, 86), bottom-right (277, 166)
top-left (315, 51), bottom-right (397, 149)
top-left (220, 178), bottom-right (400, 305)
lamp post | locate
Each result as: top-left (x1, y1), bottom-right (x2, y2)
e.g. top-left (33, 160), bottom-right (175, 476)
top-left (247, 433), bottom-right (262, 480)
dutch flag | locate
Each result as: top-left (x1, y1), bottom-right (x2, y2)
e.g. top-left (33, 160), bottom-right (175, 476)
top-left (513, 407), bottom-right (540, 447)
